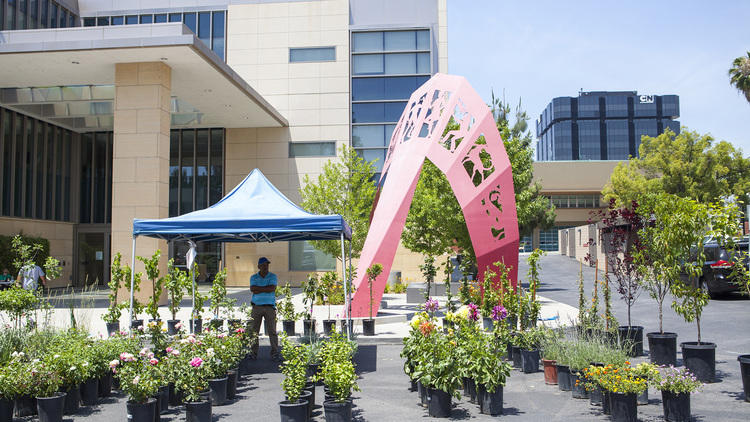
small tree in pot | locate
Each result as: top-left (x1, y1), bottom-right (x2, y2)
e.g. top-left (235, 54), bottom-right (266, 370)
top-left (102, 253), bottom-right (128, 334)
top-left (301, 273), bottom-right (319, 337)
top-left (208, 268), bottom-right (228, 330)
top-left (114, 351), bottom-right (160, 422)
top-left (363, 263), bottom-right (383, 336)
top-left (319, 271), bottom-right (339, 336)
top-left (164, 259), bottom-right (188, 335)
top-left (277, 283), bottom-right (299, 337)
top-left (138, 250), bottom-right (165, 324)
top-left (280, 336), bottom-right (311, 422)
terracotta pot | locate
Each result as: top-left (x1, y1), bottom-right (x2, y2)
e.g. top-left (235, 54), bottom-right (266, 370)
top-left (542, 359), bottom-right (558, 384)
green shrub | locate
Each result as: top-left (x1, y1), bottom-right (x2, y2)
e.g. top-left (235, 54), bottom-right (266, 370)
top-left (0, 234), bottom-right (50, 273)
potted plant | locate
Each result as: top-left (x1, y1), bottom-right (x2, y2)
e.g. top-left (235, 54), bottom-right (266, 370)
top-left (191, 289), bottom-right (207, 334)
top-left (277, 283), bottom-right (299, 337)
top-left (517, 327), bottom-right (544, 374)
top-left (597, 364), bottom-right (647, 422)
top-left (412, 330), bottom-right (461, 418)
top-left (302, 273), bottom-right (318, 337)
top-left (632, 362), bottom-right (659, 405)
top-left (138, 250), bottom-right (165, 324)
top-left (598, 203), bottom-right (646, 357)
top-left (363, 263), bottom-right (383, 336)
top-left (322, 345), bottom-right (360, 422)
top-left (45, 347), bottom-right (88, 415)
top-left (473, 334), bottom-right (512, 416)
top-left (116, 350), bottom-right (160, 422)
top-left (174, 352), bottom-right (212, 422)
top-left (164, 259), bottom-right (188, 335)
top-left (279, 336), bottom-right (310, 422)
top-left (0, 355), bottom-right (23, 421)
top-left (29, 361), bottom-right (65, 422)
top-left (540, 329), bottom-right (564, 385)
top-left (208, 268), bottom-right (228, 330)
top-left (654, 366), bottom-right (702, 422)
top-left (478, 265), bottom-right (501, 331)
top-left (123, 267), bottom-right (145, 330)
top-left (418, 255), bottom-right (437, 301)
top-left (319, 271), bottom-right (338, 336)
top-left (103, 253), bottom-right (128, 335)
top-left (441, 257), bottom-right (458, 331)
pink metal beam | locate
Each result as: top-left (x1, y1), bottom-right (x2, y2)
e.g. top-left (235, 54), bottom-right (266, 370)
top-left (349, 74), bottom-right (519, 317)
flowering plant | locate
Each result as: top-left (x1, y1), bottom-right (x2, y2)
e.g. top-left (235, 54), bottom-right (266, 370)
top-left (593, 363), bottom-right (647, 394)
top-left (654, 366), bottom-right (702, 393)
top-left (115, 349), bottom-right (161, 403)
top-left (411, 331), bottom-right (462, 399)
top-left (632, 362), bottom-right (659, 380)
top-left (423, 298), bottom-right (439, 315)
top-left (467, 303), bottom-right (479, 321)
top-left (0, 354), bottom-right (29, 399)
top-left (173, 350), bottom-right (209, 402)
top-left (471, 332), bottom-right (512, 393)
top-left (28, 360), bottom-right (63, 398)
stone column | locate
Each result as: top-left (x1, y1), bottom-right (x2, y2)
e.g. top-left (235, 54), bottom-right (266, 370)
top-left (112, 62), bottom-right (171, 306)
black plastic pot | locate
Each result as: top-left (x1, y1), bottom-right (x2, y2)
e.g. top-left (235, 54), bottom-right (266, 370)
top-left (185, 400), bottom-right (211, 422)
top-left (521, 349), bottom-right (540, 373)
top-left (589, 385), bottom-right (603, 405)
top-left (482, 317), bottom-right (493, 331)
top-left (637, 383), bottom-right (648, 405)
top-left (63, 384), bottom-right (80, 415)
top-left (190, 318), bottom-right (203, 334)
top-left (208, 377), bottom-right (228, 406)
top-left (99, 372), bottom-right (113, 397)
top-left (15, 394), bottom-right (37, 417)
top-left (647, 332), bottom-right (677, 366)
top-left (323, 319), bottom-right (336, 336)
top-left (131, 319), bottom-right (144, 330)
top-left (36, 393), bottom-right (66, 422)
top-left (0, 397), bottom-right (11, 422)
top-left (226, 369), bottom-right (238, 400)
top-left (106, 321), bottom-right (120, 336)
top-left (283, 320), bottom-right (296, 337)
top-left (681, 342), bottom-right (716, 383)
top-left (303, 381), bottom-right (316, 411)
top-left (362, 319), bottom-right (375, 336)
top-left (739, 355), bottom-right (750, 402)
top-left (80, 378), bottom-right (98, 406)
top-left (299, 390), bottom-right (313, 420)
top-left (662, 390), bottom-right (690, 422)
top-left (602, 390), bottom-right (611, 415)
top-left (307, 363), bottom-right (320, 383)
top-left (511, 346), bottom-right (522, 368)
top-left (303, 319), bottom-right (316, 337)
top-left (556, 364), bottom-right (572, 391)
top-left (157, 385), bottom-right (169, 413)
top-left (167, 320), bottom-right (181, 335)
top-left (427, 388), bottom-right (452, 418)
top-left (168, 383), bottom-right (182, 406)
top-left (477, 384), bottom-right (503, 416)
top-left (417, 381), bottom-right (428, 407)
top-left (126, 398), bottom-right (157, 422)
top-left (227, 319), bottom-right (242, 330)
top-left (409, 379), bottom-right (417, 392)
top-left (618, 325), bottom-right (644, 357)
top-left (570, 372), bottom-right (589, 399)
top-left (609, 392), bottom-right (637, 422)
top-left (463, 377), bottom-right (476, 403)
top-left (323, 399), bottom-right (352, 422)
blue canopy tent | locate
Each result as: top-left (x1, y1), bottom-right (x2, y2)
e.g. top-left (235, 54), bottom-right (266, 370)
top-left (129, 168), bottom-right (353, 336)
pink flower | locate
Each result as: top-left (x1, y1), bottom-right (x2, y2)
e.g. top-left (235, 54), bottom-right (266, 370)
top-left (109, 360), bottom-right (120, 368)
top-left (149, 358), bottom-right (159, 365)
top-left (166, 347), bottom-right (173, 353)
top-left (467, 303), bottom-right (479, 321)
top-left (171, 349), bottom-right (180, 356)
top-left (139, 348), bottom-right (148, 357)
top-left (132, 376), bottom-right (140, 385)
top-left (235, 328), bottom-right (245, 334)
top-left (189, 357), bottom-right (203, 368)
top-left (175, 322), bottom-right (183, 329)
top-left (120, 352), bottom-right (135, 362)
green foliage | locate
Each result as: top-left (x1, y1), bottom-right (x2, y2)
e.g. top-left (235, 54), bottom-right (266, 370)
top-left (0, 234), bottom-right (50, 274)
top-left (729, 51), bottom-right (750, 103)
top-left (28, 361), bottom-right (63, 398)
top-left (443, 257), bottom-right (457, 313)
top-left (0, 286), bottom-right (39, 327)
top-left (164, 259), bottom-right (189, 321)
top-left (299, 145), bottom-right (377, 261)
top-left (277, 283), bottom-right (300, 321)
top-left (138, 250), bottom-right (165, 321)
top-left (115, 350), bottom-right (161, 404)
top-left (319, 271), bottom-right (339, 320)
top-left (418, 255), bottom-right (437, 302)
top-left (411, 330), bottom-right (462, 399)
top-left (479, 264), bottom-right (501, 318)
top-left (208, 268), bottom-right (229, 318)
top-left (603, 128), bottom-right (750, 208)
top-left (103, 253), bottom-right (127, 324)
top-left (302, 273), bottom-right (318, 320)
top-left (123, 263), bottom-right (144, 318)
top-left (319, 332), bottom-right (359, 402)
top-left (280, 336), bottom-right (308, 402)
top-left (557, 335), bottom-right (629, 372)
top-left (366, 263), bottom-right (383, 319)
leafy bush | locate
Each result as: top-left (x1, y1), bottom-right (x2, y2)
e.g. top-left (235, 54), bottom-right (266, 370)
top-left (0, 286), bottom-right (39, 327)
top-left (0, 234), bottom-right (49, 273)
top-left (280, 336), bottom-right (307, 402)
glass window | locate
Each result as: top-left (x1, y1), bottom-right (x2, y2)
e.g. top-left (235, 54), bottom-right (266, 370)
top-left (80, 133), bottom-right (92, 223)
top-left (211, 11), bottom-right (225, 61)
top-left (352, 54), bottom-right (383, 75)
top-left (18, 0), bottom-right (27, 30)
top-left (125, 15), bottom-right (138, 25)
top-left (154, 14), bottom-right (167, 23)
top-left (13, 116), bottom-right (23, 216)
top-left (633, 119), bottom-right (657, 151)
top-left (49, 3), bottom-right (57, 28)
top-left (519, 235), bottom-right (533, 252)
top-left (59, 9), bottom-right (66, 28)
top-left (354, 149), bottom-right (385, 172)
top-left (24, 118), bottom-right (33, 217)
top-left (634, 98), bottom-right (657, 117)
top-left (2, 110), bottom-right (12, 215)
top-left (140, 14), bottom-right (152, 24)
top-left (289, 142), bottom-right (336, 157)
top-left (54, 127), bottom-right (62, 220)
top-left (169, 13), bottom-right (181, 22)
top-left (93, 133), bottom-right (107, 223)
top-left (29, 0), bottom-right (37, 29)
top-left (661, 95), bottom-right (679, 118)
top-left (40, 0), bottom-right (48, 28)
top-left (183, 13), bottom-right (196, 33)
top-left (289, 241), bottom-right (335, 271)
top-left (289, 47), bottom-right (336, 62)
top-left (416, 30), bottom-right (430, 50)
top-left (577, 95), bottom-right (599, 118)
top-left (195, 129), bottom-right (209, 210)
top-left (552, 121), bottom-right (572, 160)
top-left (578, 120), bottom-right (601, 160)
top-left (385, 53), bottom-right (416, 74)
top-left (0, 0), bottom-right (5, 30)
top-left (662, 119), bottom-right (680, 136)
top-left (352, 125), bottom-right (385, 148)
top-left (605, 95), bottom-right (628, 118)
top-left (111, 16), bottom-right (123, 25)
top-left (169, 131), bottom-right (179, 217)
top-left (384, 31), bottom-right (416, 51)
top-left (68, 12), bottom-right (74, 28)
top-left (63, 131), bottom-right (71, 221)
top-left (605, 120), bottom-right (629, 160)
top-left (5, 0), bottom-right (15, 30)
top-left (180, 130), bottom-right (194, 214)
top-left (352, 102), bottom-right (407, 123)
top-left (96, 16), bottom-right (108, 26)
top-left (209, 129), bottom-right (223, 206)
top-left (45, 125), bottom-right (53, 218)
top-left (197, 12), bottom-right (210, 43)
top-left (352, 32), bottom-right (383, 52)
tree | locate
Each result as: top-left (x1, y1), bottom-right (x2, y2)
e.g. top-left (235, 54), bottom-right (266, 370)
top-left (403, 95), bottom-right (556, 267)
top-left (603, 128), bottom-right (750, 207)
top-left (299, 145), bottom-right (377, 261)
top-left (729, 51), bottom-right (750, 103)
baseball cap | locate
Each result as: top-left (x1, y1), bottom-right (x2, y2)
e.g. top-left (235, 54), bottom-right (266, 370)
top-left (258, 257), bottom-right (271, 265)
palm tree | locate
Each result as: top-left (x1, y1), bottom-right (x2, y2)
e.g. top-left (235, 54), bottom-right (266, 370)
top-left (729, 51), bottom-right (750, 103)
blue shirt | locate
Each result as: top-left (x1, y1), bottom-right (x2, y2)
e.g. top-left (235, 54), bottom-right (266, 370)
top-left (250, 272), bottom-right (277, 306)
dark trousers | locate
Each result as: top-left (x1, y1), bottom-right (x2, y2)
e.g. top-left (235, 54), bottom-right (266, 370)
top-left (250, 304), bottom-right (279, 356)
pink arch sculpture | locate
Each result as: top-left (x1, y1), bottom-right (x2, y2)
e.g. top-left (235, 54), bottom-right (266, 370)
top-left (348, 73), bottom-right (519, 318)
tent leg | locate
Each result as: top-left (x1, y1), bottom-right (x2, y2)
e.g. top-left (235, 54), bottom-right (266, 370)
top-left (129, 236), bottom-right (137, 330)
top-left (348, 239), bottom-right (352, 337)
top-left (340, 233), bottom-right (349, 341)
top-left (191, 267), bottom-right (196, 334)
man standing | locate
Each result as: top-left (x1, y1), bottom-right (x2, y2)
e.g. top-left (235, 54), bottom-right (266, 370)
top-left (249, 257), bottom-right (280, 360)
top-left (17, 263), bottom-right (47, 292)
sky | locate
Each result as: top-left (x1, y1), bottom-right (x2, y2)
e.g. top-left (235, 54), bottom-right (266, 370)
top-left (448, 0), bottom-right (750, 156)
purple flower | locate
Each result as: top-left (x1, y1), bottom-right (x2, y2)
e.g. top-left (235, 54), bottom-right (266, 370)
top-left (491, 305), bottom-right (508, 321)
top-left (467, 303), bottom-right (479, 321)
top-left (424, 298), bottom-right (439, 313)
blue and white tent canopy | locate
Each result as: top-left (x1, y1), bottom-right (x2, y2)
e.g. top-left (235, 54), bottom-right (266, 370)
top-left (132, 168), bottom-right (352, 242)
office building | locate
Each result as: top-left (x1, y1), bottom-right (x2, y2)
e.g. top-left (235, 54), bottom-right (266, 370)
top-left (536, 91), bottom-right (680, 161)
top-left (0, 0), bottom-right (447, 293)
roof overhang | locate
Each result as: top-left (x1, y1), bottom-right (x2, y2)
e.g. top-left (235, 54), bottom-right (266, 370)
top-left (0, 23), bottom-right (288, 131)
